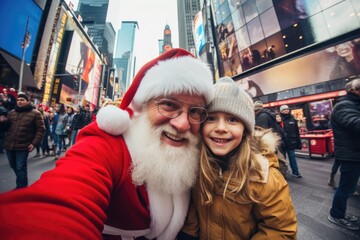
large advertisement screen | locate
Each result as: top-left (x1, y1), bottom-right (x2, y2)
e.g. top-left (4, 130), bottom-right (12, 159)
top-left (64, 31), bottom-right (102, 106)
top-left (194, 11), bottom-right (206, 56)
top-left (43, 7), bottom-right (68, 107)
top-left (236, 38), bottom-right (360, 98)
top-left (0, 0), bottom-right (42, 63)
top-left (214, 0), bottom-right (360, 78)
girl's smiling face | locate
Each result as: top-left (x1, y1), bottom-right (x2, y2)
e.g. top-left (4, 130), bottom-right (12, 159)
top-left (202, 112), bottom-right (245, 157)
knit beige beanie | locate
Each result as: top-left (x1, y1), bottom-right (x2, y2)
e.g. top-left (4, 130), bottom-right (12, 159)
top-left (253, 100), bottom-right (263, 111)
top-left (207, 76), bottom-right (255, 134)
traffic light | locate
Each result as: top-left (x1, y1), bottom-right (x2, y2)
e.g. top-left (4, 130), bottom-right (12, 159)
top-left (73, 76), bottom-right (79, 90)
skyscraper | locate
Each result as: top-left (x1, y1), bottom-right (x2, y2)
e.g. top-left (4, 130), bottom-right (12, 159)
top-left (77, 0), bottom-right (116, 101)
top-left (77, 0), bottom-right (113, 57)
top-left (158, 39), bottom-right (164, 55)
top-left (113, 21), bottom-right (138, 96)
top-left (162, 24), bottom-right (173, 53)
top-left (177, 0), bottom-right (201, 54)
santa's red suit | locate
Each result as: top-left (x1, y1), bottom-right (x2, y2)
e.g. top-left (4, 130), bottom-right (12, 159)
top-left (0, 48), bottom-right (214, 240)
top-left (0, 121), bottom-right (190, 239)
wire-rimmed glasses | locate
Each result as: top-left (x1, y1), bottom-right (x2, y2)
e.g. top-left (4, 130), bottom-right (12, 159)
top-left (153, 98), bottom-right (208, 124)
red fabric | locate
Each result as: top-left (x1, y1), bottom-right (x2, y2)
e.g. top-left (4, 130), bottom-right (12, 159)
top-left (91, 112), bottom-right (96, 122)
top-left (0, 122), bottom-right (150, 239)
top-left (38, 103), bottom-right (45, 109)
top-left (119, 48), bottom-right (194, 111)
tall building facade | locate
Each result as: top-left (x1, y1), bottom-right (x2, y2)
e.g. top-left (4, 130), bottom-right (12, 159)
top-left (77, 0), bottom-right (111, 56)
top-left (200, 0), bottom-right (360, 148)
top-left (28, 0), bottom-right (104, 107)
top-left (162, 24), bottom-right (173, 53)
top-left (76, 0), bottom-right (115, 102)
top-left (158, 39), bottom-right (164, 55)
top-left (177, 0), bottom-right (201, 54)
top-left (113, 21), bottom-right (138, 98)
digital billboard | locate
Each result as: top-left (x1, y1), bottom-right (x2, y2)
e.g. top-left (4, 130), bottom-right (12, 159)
top-left (42, 6), bottom-right (68, 106)
top-left (194, 11), bottom-right (206, 56)
top-left (236, 38), bottom-right (360, 98)
top-left (65, 30), bottom-right (102, 106)
top-left (0, 0), bottom-right (42, 63)
top-left (213, 0), bottom-right (360, 78)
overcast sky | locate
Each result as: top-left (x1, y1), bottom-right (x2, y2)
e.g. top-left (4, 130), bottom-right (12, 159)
top-left (108, 0), bottom-right (179, 73)
top-left (69, 0), bottom-right (174, 74)
top-left (69, 0), bottom-right (179, 73)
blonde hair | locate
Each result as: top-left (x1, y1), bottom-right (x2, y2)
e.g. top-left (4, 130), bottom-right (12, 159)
top-left (199, 128), bottom-right (266, 205)
top-left (102, 98), bottom-right (122, 108)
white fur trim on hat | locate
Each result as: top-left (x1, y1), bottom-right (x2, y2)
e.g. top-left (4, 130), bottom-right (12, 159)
top-left (96, 105), bottom-right (130, 135)
top-left (131, 56), bottom-right (214, 111)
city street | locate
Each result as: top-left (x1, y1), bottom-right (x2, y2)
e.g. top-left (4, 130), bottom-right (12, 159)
top-left (0, 150), bottom-right (359, 239)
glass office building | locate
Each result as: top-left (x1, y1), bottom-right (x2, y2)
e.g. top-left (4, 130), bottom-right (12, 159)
top-left (77, 0), bottom-right (110, 56)
top-left (178, 0), bottom-right (201, 53)
top-left (113, 21), bottom-right (138, 97)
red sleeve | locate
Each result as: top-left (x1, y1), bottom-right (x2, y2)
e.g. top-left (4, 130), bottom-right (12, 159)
top-left (0, 122), bottom-right (128, 240)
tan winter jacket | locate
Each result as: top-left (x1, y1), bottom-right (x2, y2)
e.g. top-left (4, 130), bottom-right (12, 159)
top-left (4, 105), bottom-right (45, 150)
top-left (181, 131), bottom-right (297, 240)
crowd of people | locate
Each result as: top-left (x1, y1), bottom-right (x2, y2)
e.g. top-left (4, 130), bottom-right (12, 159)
top-left (0, 87), bottom-right (99, 189)
top-left (0, 48), bottom-right (358, 239)
top-left (253, 79), bottom-right (360, 231)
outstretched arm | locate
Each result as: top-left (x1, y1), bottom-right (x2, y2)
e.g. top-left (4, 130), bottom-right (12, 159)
top-left (0, 125), bottom-right (127, 239)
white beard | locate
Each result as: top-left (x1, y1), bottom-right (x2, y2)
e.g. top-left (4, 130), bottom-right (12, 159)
top-left (123, 113), bottom-right (200, 194)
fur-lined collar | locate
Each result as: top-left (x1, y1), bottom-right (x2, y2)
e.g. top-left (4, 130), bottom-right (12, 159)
top-left (250, 129), bottom-right (281, 183)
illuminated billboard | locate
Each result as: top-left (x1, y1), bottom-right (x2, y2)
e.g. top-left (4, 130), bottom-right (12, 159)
top-left (213, 0), bottom-right (360, 78)
top-left (194, 11), bottom-right (206, 56)
top-left (0, 0), bottom-right (42, 63)
top-left (236, 38), bottom-right (360, 98)
top-left (64, 31), bottom-right (102, 106)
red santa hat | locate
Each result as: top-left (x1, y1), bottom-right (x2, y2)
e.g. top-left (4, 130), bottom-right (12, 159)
top-left (38, 103), bottom-right (45, 109)
top-left (97, 48), bottom-right (214, 135)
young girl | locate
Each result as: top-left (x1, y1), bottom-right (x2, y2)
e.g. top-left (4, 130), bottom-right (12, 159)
top-left (179, 77), bottom-right (297, 239)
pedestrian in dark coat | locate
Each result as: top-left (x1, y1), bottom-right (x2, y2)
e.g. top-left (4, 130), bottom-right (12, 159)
top-left (0, 99), bottom-right (8, 152)
top-left (255, 101), bottom-right (286, 156)
top-left (83, 104), bottom-right (92, 127)
top-left (37, 103), bottom-right (51, 158)
top-left (1, 92), bottom-right (45, 188)
top-left (2, 88), bottom-right (16, 111)
top-left (280, 105), bottom-right (302, 178)
top-left (275, 114), bottom-right (287, 157)
top-left (254, 101), bottom-right (282, 133)
top-left (70, 106), bottom-right (85, 145)
top-left (328, 78), bottom-right (360, 230)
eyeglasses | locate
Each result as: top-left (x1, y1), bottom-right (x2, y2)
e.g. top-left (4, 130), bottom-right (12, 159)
top-left (153, 98), bottom-right (208, 124)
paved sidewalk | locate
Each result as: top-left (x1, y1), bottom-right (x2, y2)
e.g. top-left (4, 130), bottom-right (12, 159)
top-left (286, 157), bottom-right (360, 240)
top-left (0, 150), bottom-right (64, 192)
top-left (0, 151), bottom-right (359, 239)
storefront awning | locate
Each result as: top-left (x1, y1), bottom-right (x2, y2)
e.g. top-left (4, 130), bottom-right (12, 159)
top-left (0, 50), bottom-right (38, 89)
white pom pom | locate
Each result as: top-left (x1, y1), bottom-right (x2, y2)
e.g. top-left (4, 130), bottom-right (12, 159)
top-left (96, 105), bottom-right (130, 135)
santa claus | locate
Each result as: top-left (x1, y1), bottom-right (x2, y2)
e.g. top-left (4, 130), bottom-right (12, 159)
top-left (0, 48), bottom-right (214, 240)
